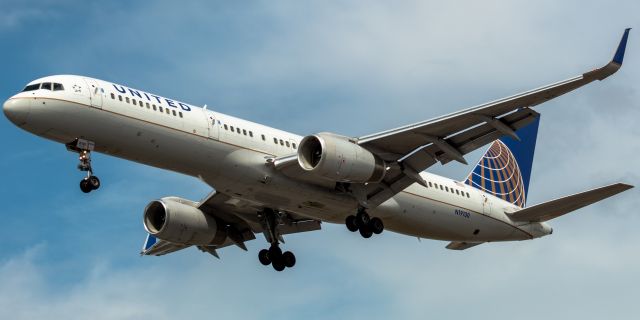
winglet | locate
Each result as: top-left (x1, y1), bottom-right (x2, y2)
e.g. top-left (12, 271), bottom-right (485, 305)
top-left (613, 28), bottom-right (631, 65)
top-left (584, 28), bottom-right (632, 80)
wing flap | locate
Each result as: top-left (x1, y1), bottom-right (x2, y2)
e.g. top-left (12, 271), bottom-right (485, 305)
top-left (508, 183), bottom-right (633, 222)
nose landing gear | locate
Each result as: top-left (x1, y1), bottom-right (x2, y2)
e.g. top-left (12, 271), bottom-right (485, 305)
top-left (345, 207), bottom-right (384, 238)
top-left (67, 139), bottom-right (101, 193)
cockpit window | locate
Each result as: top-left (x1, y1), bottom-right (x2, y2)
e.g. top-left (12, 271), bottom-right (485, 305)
top-left (53, 83), bottom-right (64, 91)
top-left (41, 83), bottom-right (52, 90)
top-left (22, 84), bottom-right (40, 92)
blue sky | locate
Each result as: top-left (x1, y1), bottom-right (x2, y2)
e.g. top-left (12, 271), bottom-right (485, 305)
top-left (1, 1), bottom-right (639, 319)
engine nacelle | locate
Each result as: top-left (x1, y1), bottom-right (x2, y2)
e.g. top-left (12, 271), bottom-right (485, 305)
top-left (143, 197), bottom-right (227, 246)
top-left (297, 132), bottom-right (386, 183)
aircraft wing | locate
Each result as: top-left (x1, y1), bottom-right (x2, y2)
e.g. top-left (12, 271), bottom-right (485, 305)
top-left (355, 29), bottom-right (631, 208)
top-left (141, 191), bottom-right (321, 258)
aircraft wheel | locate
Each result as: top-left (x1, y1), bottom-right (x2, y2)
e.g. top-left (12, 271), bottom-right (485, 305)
top-left (258, 249), bottom-right (271, 266)
top-left (370, 217), bottom-right (384, 235)
top-left (272, 255), bottom-right (286, 271)
top-left (80, 179), bottom-right (92, 193)
top-left (345, 215), bottom-right (359, 232)
top-left (88, 175), bottom-right (101, 190)
top-left (359, 225), bottom-right (373, 238)
top-left (283, 251), bottom-right (296, 268)
top-left (356, 211), bottom-right (370, 227)
top-left (269, 245), bottom-right (282, 258)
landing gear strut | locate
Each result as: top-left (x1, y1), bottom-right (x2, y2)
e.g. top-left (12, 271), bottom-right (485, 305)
top-left (67, 139), bottom-right (101, 193)
top-left (257, 209), bottom-right (296, 272)
top-left (345, 207), bottom-right (384, 238)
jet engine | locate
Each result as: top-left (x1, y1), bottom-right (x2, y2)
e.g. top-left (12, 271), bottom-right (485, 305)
top-left (297, 132), bottom-right (386, 183)
top-left (143, 197), bottom-right (227, 246)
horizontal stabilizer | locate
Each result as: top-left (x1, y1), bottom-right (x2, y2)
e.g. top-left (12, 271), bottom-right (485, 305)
top-left (508, 183), bottom-right (633, 222)
top-left (446, 241), bottom-right (484, 250)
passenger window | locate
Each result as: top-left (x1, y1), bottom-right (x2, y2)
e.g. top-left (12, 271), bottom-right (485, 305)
top-left (146, 102), bottom-right (150, 108)
top-left (285, 141), bottom-right (290, 147)
top-left (224, 124), bottom-right (228, 130)
top-left (159, 106), bottom-right (163, 112)
top-left (111, 93), bottom-right (115, 99)
top-left (139, 101), bottom-right (144, 107)
top-left (53, 83), bottom-right (64, 91)
top-left (237, 128), bottom-right (242, 134)
top-left (428, 182), bottom-right (433, 187)
top-left (41, 83), bottom-right (52, 90)
top-left (153, 105), bottom-right (157, 111)
top-left (279, 139), bottom-right (284, 146)
top-left (466, 192), bottom-right (470, 198)
top-left (261, 134), bottom-right (266, 141)
top-left (292, 143), bottom-right (297, 149)
top-left (230, 126), bottom-right (234, 132)
top-left (172, 110), bottom-right (176, 116)
top-left (249, 131), bottom-right (253, 137)
top-left (118, 95), bottom-right (122, 101)
top-left (439, 185), bottom-right (443, 191)
top-left (126, 97), bottom-right (130, 103)
top-left (455, 190), bottom-right (460, 195)
top-left (166, 108), bottom-right (170, 114)
top-left (273, 137), bottom-right (278, 144)
top-left (132, 99), bottom-right (136, 105)
top-left (243, 129), bottom-right (247, 136)
top-left (445, 186), bottom-right (449, 192)
top-left (179, 112), bottom-right (183, 118)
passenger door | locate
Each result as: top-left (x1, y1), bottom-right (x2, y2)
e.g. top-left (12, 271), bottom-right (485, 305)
top-left (205, 110), bottom-right (219, 140)
top-left (482, 194), bottom-right (492, 216)
top-left (83, 78), bottom-right (103, 109)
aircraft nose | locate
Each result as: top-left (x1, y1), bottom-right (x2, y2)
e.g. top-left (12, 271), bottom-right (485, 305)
top-left (3, 98), bottom-right (30, 126)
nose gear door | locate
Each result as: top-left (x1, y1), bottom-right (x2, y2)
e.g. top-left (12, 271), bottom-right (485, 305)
top-left (83, 78), bottom-right (103, 109)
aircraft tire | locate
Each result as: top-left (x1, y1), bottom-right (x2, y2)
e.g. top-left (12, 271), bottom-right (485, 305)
top-left (80, 179), bottom-right (92, 193)
top-left (370, 217), bottom-right (384, 235)
top-left (272, 257), bottom-right (286, 271)
top-left (283, 251), bottom-right (296, 268)
top-left (258, 249), bottom-right (271, 266)
top-left (88, 176), bottom-right (101, 190)
top-left (345, 215), bottom-right (359, 232)
top-left (359, 225), bottom-right (373, 238)
top-left (356, 211), bottom-right (370, 227)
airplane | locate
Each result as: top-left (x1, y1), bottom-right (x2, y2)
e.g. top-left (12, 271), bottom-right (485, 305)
top-left (3, 29), bottom-right (633, 272)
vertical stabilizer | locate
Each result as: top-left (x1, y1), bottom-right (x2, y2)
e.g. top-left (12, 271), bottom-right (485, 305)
top-left (464, 115), bottom-right (540, 207)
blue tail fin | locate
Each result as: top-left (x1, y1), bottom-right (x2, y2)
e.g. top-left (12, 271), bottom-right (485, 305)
top-left (464, 116), bottom-right (540, 207)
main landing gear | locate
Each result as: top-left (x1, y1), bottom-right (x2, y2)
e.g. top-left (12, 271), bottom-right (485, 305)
top-left (257, 208), bottom-right (296, 272)
top-left (345, 207), bottom-right (384, 238)
top-left (66, 139), bottom-right (101, 193)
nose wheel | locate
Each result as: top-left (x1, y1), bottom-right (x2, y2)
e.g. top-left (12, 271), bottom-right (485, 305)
top-left (345, 208), bottom-right (384, 238)
top-left (80, 175), bottom-right (100, 193)
top-left (67, 139), bottom-right (101, 193)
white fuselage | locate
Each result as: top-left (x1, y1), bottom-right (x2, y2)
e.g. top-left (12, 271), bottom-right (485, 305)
top-left (4, 75), bottom-right (552, 243)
